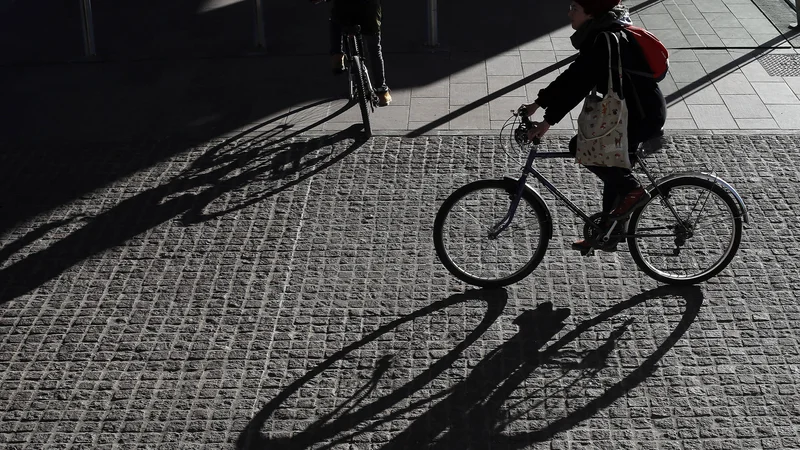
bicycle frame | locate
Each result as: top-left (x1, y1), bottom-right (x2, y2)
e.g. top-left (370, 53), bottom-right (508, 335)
top-left (492, 143), bottom-right (679, 245)
top-left (492, 148), bottom-right (600, 236)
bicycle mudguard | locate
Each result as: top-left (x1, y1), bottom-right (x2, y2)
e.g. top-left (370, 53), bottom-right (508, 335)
top-left (649, 172), bottom-right (750, 226)
top-left (503, 176), bottom-right (554, 240)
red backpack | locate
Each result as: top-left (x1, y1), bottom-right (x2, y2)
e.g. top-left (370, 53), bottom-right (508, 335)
top-left (623, 25), bottom-right (669, 82)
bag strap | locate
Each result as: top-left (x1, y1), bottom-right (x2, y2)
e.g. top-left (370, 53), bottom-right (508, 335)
top-left (603, 32), bottom-right (624, 98)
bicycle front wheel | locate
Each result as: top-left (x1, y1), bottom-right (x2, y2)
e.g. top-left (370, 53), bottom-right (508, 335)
top-left (433, 179), bottom-right (550, 288)
top-left (351, 55), bottom-right (372, 136)
top-left (628, 176), bottom-right (743, 285)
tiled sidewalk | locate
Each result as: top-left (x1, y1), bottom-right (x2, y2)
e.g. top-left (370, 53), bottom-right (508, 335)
top-left (297, 0), bottom-right (800, 134)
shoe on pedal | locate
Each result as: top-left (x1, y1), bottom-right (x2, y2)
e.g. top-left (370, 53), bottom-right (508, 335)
top-left (331, 54), bottom-right (345, 74)
top-left (609, 187), bottom-right (650, 219)
top-left (377, 89), bottom-right (392, 106)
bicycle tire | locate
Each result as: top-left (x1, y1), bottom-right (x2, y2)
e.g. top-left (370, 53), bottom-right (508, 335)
top-left (433, 179), bottom-right (550, 288)
top-left (351, 55), bottom-right (372, 136)
top-left (627, 176), bottom-right (742, 285)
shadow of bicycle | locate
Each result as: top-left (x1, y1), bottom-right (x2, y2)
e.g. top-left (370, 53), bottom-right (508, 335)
top-left (238, 285), bottom-right (703, 450)
top-left (0, 99), bottom-right (367, 305)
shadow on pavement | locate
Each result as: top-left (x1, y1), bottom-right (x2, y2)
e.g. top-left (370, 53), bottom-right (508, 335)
top-left (0, 100), bottom-right (367, 305)
top-left (237, 288), bottom-right (510, 450)
top-left (238, 285), bottom-right (703, 450)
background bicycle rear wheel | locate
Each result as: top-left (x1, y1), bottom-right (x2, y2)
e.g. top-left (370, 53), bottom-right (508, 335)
top-left (433, 179), bottom-right (549, 287)
top-left (627, 176), bottom-right (742, 285)
top-left (351, 55), bottom-right (372, 136)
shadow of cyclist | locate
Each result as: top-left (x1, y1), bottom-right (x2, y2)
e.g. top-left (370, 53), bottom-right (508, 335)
top-left (237, 285), bottom-right (702, 450)
top-left (0, 101), bottom-right (367, 305)
top-left (406, 285), bottom-right (702, 450)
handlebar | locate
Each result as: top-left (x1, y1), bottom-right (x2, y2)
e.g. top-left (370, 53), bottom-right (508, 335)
top-left (513, 106), bottom-right (541, 146)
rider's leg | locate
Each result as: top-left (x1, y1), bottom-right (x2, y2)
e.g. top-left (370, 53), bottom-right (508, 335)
top-left (362, 32), bottom-right (390, 105)
top-left (329, 18), bottom-right (345, 74)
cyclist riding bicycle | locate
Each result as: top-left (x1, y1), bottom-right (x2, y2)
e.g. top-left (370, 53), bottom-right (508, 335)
top-left (314, 0), bottom-right (392, 106)
top-left (521, 0), bottom-right (667, 252)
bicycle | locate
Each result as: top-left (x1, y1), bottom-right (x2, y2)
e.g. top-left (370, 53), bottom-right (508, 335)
top-left (341, 24), bottom-right (378, 136)
top-left (433, 107), bottom-right (750, 287)
top-left (313, 0), bottom-right (378, 136)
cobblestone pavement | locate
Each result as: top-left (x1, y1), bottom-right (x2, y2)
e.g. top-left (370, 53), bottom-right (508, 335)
top-left (1, 130), bottom-right (800, 449)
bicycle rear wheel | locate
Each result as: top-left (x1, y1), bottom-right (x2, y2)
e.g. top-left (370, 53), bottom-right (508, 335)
top-left (351, 55), bottom-right (372, 136)
top-left (628, 176), bottom-right (742, 285)
top-left (433, 179), bottom-right (550, 287)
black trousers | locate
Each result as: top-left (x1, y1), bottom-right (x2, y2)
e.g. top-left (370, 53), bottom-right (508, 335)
top-left (329, 19), bottom-right (387, 92)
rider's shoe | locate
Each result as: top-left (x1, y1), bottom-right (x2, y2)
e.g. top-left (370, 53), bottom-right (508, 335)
top-left (609, 187), bottom-right (650, 219)
top-left (377, 89), bottom-right (392, 106)
top-left (571, 239), bottom-right (617, 255)
top-left (331, 54), bottom-right (345, 74)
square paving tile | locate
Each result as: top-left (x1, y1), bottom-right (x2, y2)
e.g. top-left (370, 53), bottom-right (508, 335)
top-left (696, 52), bottom-right (736, 74)
top-left (738, 18), bottom-right (778, 35)
top-left (448, 105), bottom-right (490, 130)
top-left (735, 118), bottom-right (780, 129)
top-left (766, 104), bottom-right (800, 128)
top-left (450, 64), bottom-right (487, 84)
top-left (713, 72), bottom-right (757, 95)
top-left (785, 77), bottom-right (800, 96)
top-left (670, 62), bottom-right (708, 83)
top-left (688, 34), bottom-right (724, 47)
top-left (683, 19), bottom-right (715, 34)
top-left (551, 37), bottom-right (575, 51)
top-left (488, 76), bottom-right (527, 97)
top-left (640, 14), bottom-right (679, 30)
top-left (721, 94), bottom-right (772, 119)
top-left (726, 3), bottom-right (767, 19)
top-left (520, 50), bottom-right (557, 63)
top-left (681, 84), bottom-right (724, 105)
top-left (489, 96), bottom-right (528, 122)
top-left (519, 38), bottom-right (555, 51)
top-left (368, 105), bottom-right (410, 130)
top-left (664, 117), bottom-right (698, 129)
top-left (387, 88), bottom-right (411, 106)
top-left (408, 120), bottom-right (448, 132)
top-left (409, 97), bottom-right (449, 122)
top-left (653, 28), bottom-right (691, 47)
top-left (669, 50), bottom-right (699, 62)
top-left (412, 80), bottom-right (449, 98)
top-left (703, 12), bottom-right (742, 28)
top-left (522, 63), bottom-right (561, 83)
top-left (667, 4), bottom-right (703, 19)
top-left (695, 0), bottom-right (729, 13)
top-left (486, 55), bottom-right (523, 76)
top-left (450, 83), bottom-right (488, 106)
top-left (688, 104), bottom-right (737, 128)
top-left (666, 100), bottom-right (692, 119)
top-left (751, 82), bottom-right (799, 104)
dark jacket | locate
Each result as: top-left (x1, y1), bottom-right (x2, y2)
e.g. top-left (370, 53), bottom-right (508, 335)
top-left (332, 0), bottom-right (382, 35)
top-left (535, 25), bottom-right (666, 138)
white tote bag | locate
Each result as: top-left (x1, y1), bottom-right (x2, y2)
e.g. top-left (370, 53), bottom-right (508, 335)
top-left (575, 32), bottom-right (631, 169)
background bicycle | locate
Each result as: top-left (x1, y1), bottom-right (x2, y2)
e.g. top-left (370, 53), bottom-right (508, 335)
top-left (340, 23), bottom-right (378, 136)
top-left (433, 109), bottom-right (750, 288)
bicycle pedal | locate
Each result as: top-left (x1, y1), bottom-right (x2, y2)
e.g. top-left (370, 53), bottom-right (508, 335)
top-left (580, 247), bottom-right (595, 257)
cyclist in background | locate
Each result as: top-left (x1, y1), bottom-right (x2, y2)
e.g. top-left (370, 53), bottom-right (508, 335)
top-left (314, 0), bottom-right (392, 106)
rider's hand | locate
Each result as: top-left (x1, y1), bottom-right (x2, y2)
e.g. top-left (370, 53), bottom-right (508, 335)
top-left (527, 121), bottom-right (551, 141)
top-left (520, 102), bottom-right (540, 117)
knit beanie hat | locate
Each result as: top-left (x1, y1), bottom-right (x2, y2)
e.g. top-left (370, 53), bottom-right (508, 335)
top-left (574, 0), bottom-right (621, 15)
